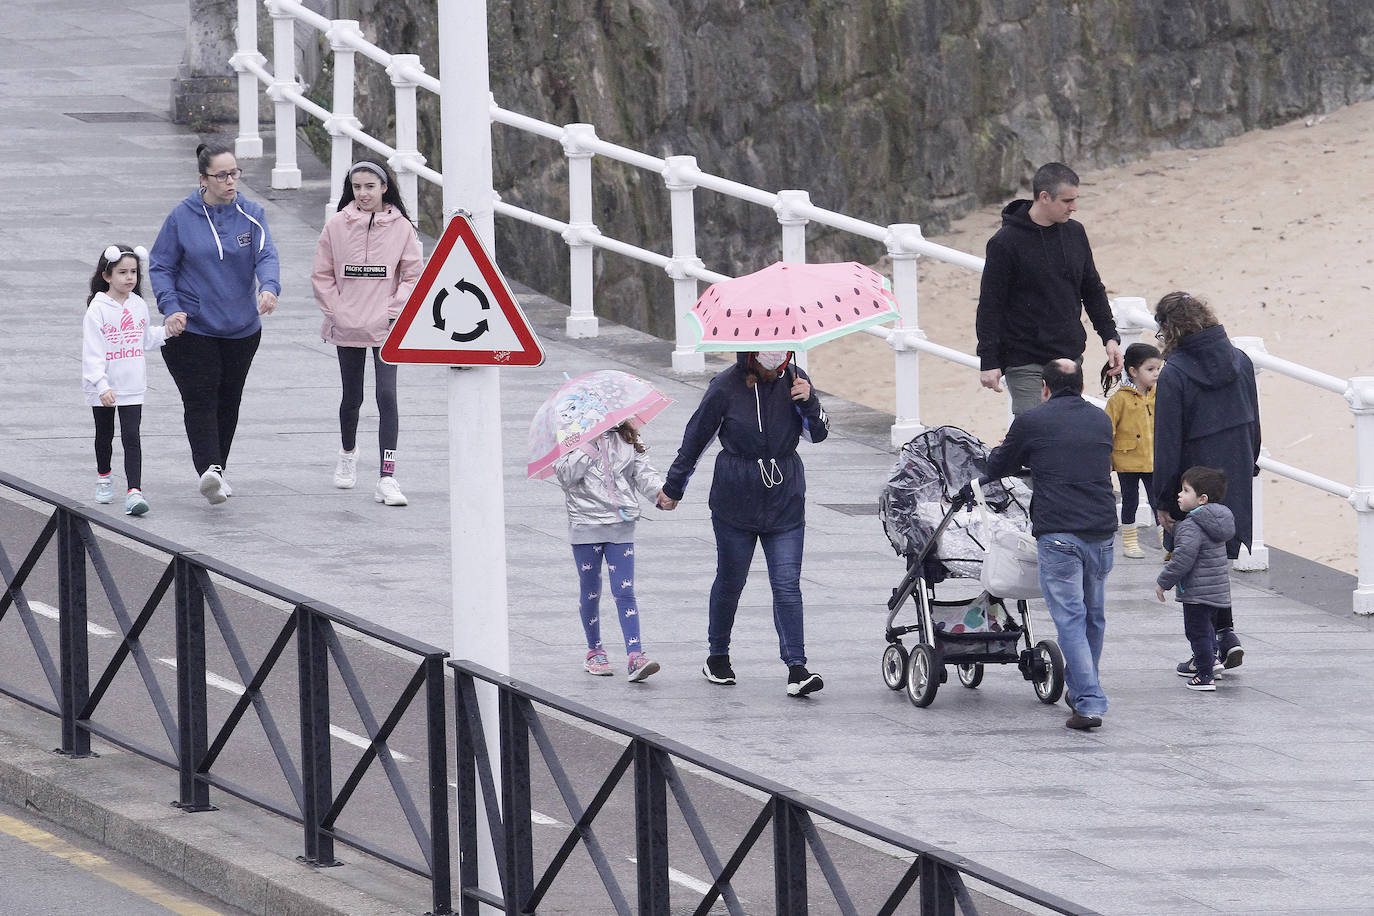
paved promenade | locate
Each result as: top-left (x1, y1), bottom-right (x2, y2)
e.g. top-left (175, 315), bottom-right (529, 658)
top-left (3, 1), bottom-right (1374, 913)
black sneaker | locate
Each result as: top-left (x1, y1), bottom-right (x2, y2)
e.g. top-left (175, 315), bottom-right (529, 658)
top-left (1185, 674), bottom-right (1216, 692)
top-left (702, 654), bottom-right (736, 685)
top-left (1217, 629), bottom-right (1244, 669)
top-left (1176, 657), bottom-right (1224, 677)
top-left (786, 665), bottom-right (823, 697)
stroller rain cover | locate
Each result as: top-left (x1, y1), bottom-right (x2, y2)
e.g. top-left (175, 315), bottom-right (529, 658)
top-left (879, 425), bottom-right (1031, 580)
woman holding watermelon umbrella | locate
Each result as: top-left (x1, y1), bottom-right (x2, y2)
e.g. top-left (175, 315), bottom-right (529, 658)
top-left (659, 261), bottom-right (899, 697)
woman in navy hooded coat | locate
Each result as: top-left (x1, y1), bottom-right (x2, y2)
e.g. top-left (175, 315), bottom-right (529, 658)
top-left (660, 351), bottom-right (830, 696)
top-left (1151, 291), bottom-right (1260, 670)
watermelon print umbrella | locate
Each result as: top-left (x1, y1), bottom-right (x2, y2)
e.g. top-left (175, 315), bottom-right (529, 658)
top-left (526, 370), bottom-right (673, 480)
top-left (688, 261), bottom-right (900, 352)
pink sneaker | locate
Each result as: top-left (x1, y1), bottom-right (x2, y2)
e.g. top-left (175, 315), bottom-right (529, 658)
top-left (627, 651), bottom-right (660, 683)
top-left (584, 649), bottom-right (613, 676)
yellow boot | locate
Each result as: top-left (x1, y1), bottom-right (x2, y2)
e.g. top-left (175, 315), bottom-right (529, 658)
top-left (1121, 524), bottom-right (1145, 558)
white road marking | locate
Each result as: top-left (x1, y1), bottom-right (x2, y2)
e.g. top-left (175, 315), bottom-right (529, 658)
top-left (627, 857), bottom-right (715, 896)
top-left (30, 601), bottom-right (117, 638)
top-left (153, 657), bottom-right (412, 762)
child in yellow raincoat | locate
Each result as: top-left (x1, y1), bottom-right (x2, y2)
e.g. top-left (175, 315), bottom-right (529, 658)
top-left (1102, 343), bottom-right (1164, 557)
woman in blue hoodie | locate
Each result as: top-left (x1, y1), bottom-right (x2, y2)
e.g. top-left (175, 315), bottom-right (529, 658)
top-left (150, 142), bottom-right (281, 505)
top-left (660, 351), bottom-right (830, 696)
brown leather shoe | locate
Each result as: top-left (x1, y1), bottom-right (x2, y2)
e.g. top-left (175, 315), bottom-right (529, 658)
top-left (1065, 713), bottom-right (1103, 730)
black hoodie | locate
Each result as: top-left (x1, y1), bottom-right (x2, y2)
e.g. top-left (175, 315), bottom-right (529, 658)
top-left (975, 199), bottom-right (1117, 371)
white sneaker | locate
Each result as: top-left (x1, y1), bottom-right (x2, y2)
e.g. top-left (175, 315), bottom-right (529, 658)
top-left (333, 450), bottom-right (358, 489)
top-left (198, 465), bottom-right (227, 505)
top-left (124, 489), bottom-right (149, 516)
top-left (374, 476), bottom-right (407, 506)
top-left (95, 475), bottom-right (114, 504)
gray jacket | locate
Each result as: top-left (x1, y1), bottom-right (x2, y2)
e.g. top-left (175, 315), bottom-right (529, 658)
top-left (554, 431), bottom-right (664, 528)
top-left (1157, 503), bottom-right (1235, 608)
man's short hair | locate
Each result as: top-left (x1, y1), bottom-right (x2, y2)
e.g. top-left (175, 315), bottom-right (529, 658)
top-left (1041, 358), bottom-right (1082, 395)
top-left (1181, 466), bottom-right (1228, 503)
top-left (1033, 162), bottom-right (1079, 200)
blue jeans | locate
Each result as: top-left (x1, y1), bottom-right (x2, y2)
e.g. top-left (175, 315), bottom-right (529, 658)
top-left (709, 518), bottom-right (806, 666)
top-left (1037, 532), bottom-right (1114, 717)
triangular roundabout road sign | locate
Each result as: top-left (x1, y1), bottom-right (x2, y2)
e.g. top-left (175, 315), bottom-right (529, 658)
top-left (380, 213), bottom-right (546, 367)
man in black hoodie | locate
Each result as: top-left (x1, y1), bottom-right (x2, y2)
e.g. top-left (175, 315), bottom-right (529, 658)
top-left (976, 162), bottom-right (1122, 416)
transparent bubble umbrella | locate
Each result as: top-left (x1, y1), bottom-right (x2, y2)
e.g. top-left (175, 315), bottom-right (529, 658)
top-left (526, 370), bottom-right (673, 479)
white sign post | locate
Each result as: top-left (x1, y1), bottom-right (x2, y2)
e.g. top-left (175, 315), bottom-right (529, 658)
top-left (435, 0), bottom-right (524, 909)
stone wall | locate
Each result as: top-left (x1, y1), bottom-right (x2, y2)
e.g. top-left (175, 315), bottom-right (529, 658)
top-left (218, 1), bottom-right (1374, 337)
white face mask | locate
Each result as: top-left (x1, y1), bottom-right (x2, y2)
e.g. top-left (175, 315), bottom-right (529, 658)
top-left (756, 351), bottom-right (788, 370)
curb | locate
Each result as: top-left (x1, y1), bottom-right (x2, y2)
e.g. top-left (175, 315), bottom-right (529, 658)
top-left (0, 700), bottom-right (419, 916)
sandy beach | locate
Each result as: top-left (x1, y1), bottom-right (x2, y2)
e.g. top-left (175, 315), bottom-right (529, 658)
top-left (809, 97), bottom-right (1374, 574)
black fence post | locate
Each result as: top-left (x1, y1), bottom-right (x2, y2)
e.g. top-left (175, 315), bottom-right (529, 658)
top-left (173, 556), bottom-right (211, 808)
top-left (498, 690), bottom-right (533, 915)
top-left (55, 510), bottom-right (91, 757)
top-left (297, 604), bottom-right (337, 865)
top-left (425, 655), bottom-right (453, 915)
top-left (918, 855), bottom-right (956, 916)
top-left (774, 796), bottom-right (808, 915)
top-left (454, 674), bottom-right (480, 916)
top-left (633, 740), bottom-right (670, 915)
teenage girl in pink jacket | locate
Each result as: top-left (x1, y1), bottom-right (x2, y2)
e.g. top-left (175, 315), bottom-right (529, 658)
top-left (311, 161), bottom-right (423, 506)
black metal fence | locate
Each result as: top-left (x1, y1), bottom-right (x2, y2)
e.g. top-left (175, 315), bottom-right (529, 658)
top-left (0, 472), bottom-right (452, 914)
top-left (1, 470), bottom-right (1098, 915)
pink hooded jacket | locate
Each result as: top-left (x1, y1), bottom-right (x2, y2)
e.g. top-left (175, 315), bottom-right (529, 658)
top-left (312, 202), bottom-right (423, 346)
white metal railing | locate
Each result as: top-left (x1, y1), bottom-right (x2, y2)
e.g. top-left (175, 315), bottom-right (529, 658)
top-left (230, 0), bottom-right (1374, 614)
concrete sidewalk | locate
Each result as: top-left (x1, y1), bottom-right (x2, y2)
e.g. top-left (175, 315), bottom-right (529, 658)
top-left (3, 1), bottom-right (1374, 913)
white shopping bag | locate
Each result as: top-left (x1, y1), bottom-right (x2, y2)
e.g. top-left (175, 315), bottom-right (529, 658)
top-left (973, 479), bottom-right (1043, 599)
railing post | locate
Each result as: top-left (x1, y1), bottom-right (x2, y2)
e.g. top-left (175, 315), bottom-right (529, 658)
top-left (387, 53), bottom-right (426, 222)
top-left (173, 556), bottom-right (211, 808)
top-left (917, 855), bottom-right (957, 916)
top-left (55, 511), bottom-right (91, 758)
top-left (229, 0), bottom-right (264, 158)
top-left (1110, 295), bottom-right (1153, 346)
top-left (562, 123), bottom-right (600, 339)
top-left (425, 655), bottom-right (453, 915)
top-left (773, 796), bottom-right (807, 914)
top-left (323, 19), bottom-right (363, 218)
top-left (265, 0), bottom-right (302, 189)
top-left (664, 155), bottom-right (705, 372)
top-left (1345, 376), bottom-right (1374, 615)
top-left (776, 189), bottom-right (810, 373)
top-left (297, 604), bottom-right (337, 864)
top-left (498, 691), bottom-right (533, 914)
top-left (887, 223), bottom-right (924, 447)
top-left (633, 741), bottom-right (670, 915)
top-left (1231, 336), bottom-right (1270, 571)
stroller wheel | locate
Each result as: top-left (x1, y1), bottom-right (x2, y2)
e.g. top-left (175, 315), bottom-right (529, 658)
top-left (881, 643), bottom-right (908, 690)
top-left (905, 645), bottom-right (940, 708)
top-left (1032, 639), bottom-right (1066, 704)
top-left (956, 663), bottom-right (984, 688)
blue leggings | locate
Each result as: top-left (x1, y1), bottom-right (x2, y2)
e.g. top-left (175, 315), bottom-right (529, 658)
top-left (571, 542), bottom-right (643, 655)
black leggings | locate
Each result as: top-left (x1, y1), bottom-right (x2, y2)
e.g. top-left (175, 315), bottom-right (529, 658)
top-left (92, 404), bottom-right (143, 490)
top-left (161, 330), bottom-right (261, 475)
top-left (337, 346), bottom-right (398, 476)
top-left (1117, 471), bottom-right (1156, 524)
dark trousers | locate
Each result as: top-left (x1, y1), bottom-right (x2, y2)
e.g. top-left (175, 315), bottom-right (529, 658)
top-left (161, 330), bottom-right (261, 475)
top-left (1183, 602), bottom-right (1224, 678)
top-left (708, 517), bottom-right (807, 666)
top-left (92, 404), bottom-right (143, 490)
top-left (1117, 471), bottom-right (1156, 524)
top-left (337, 346), bottom-right (398, 476)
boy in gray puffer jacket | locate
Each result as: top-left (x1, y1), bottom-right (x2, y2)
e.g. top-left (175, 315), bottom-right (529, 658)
top-left (1155, 467), bottom-right (1235, 691)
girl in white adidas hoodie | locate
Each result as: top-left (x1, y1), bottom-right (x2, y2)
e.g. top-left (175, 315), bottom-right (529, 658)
top-left (82, 245), bottom-right (184, 515)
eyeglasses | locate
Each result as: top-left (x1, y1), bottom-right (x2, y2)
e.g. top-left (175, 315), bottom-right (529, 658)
top-left (204, 169), bottom-right (243, 182)
top-left (1154, 331), bottom-right (1166, 341)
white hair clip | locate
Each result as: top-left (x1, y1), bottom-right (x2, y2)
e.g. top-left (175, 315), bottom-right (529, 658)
top-left (103, 245), bottom-right (148, 264)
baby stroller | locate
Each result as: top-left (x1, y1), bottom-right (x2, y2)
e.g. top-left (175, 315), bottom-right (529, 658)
top-left (878, 426), bottom-right (1065, 708)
